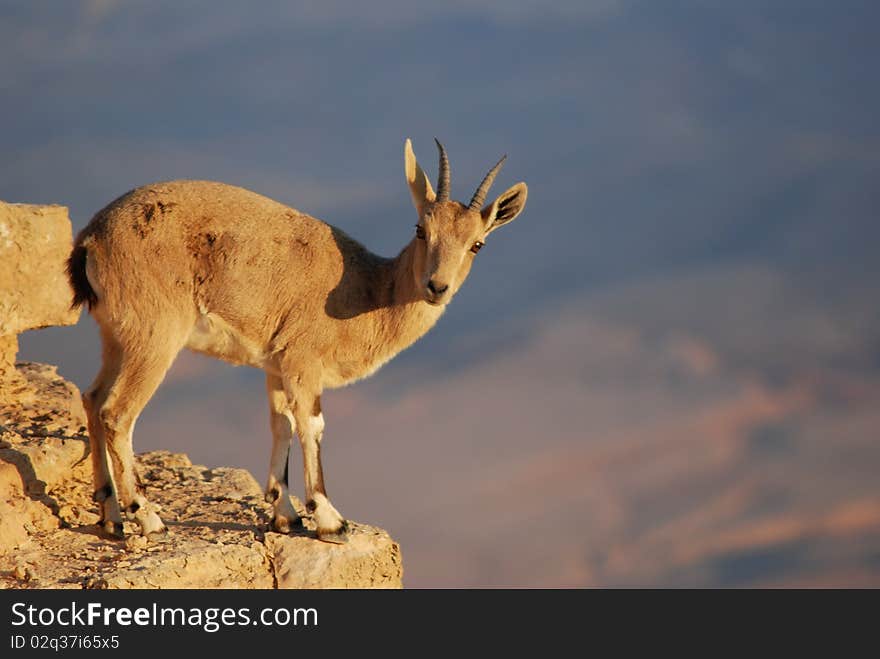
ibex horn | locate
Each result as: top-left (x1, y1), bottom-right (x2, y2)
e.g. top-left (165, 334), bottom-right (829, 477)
top-left (469, 155), bottom-right (506, 211)
top-left (434, 138), bottom-right (451, 202)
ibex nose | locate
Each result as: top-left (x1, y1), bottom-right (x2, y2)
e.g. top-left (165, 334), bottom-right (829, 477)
top-left (426, 279), bottom-right (449, 296)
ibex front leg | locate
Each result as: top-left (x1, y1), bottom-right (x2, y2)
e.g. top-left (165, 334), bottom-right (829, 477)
top-left (286, 378), bottom-right (348, 544)
top-left (265, 374), bottom-right (302, 533)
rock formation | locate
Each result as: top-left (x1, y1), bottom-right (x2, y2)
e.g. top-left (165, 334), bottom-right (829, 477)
top-left (0, 200), bottom-right (403, 589)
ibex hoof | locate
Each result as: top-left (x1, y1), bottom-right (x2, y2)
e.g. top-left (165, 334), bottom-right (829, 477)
top-left (147, 525), bottom-right (169, 540)
top-left (317, 520), bottom-right (349, 544)
top-left (271, 515), bottom-right (304, 534)
top-left (137, 511), bottom-right (167, 537)
top-left (102, 520), bottom-right (125, 540)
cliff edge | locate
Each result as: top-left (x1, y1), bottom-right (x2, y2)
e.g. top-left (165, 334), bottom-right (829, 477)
top-left (0, 199), bottom-right (402, 589)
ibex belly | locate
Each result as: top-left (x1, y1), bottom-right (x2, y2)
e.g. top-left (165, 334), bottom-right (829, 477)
top-left (186, 312), bottom-right (275, 371)
top-left (321, 352), bottom-right (395, 389)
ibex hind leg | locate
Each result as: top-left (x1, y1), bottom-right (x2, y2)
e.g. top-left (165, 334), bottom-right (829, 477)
top-left (83, 329), bottom-right (125, 538)
top-left (99, 335), bottom-right (184, 538)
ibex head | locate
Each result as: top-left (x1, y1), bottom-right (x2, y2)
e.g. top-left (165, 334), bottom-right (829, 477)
top-left (404, 138), bottom-right (528, 306)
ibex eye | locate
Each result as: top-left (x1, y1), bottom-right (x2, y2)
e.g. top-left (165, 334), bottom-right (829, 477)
top-left (415, 225), bottom-right (426, 240)
top-left (470, 241), bottom-right (484, 254)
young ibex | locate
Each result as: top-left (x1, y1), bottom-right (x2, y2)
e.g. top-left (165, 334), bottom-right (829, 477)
top-left (67, 139), bottom-right (528, 543)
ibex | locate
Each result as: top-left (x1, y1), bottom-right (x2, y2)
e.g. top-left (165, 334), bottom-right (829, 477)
top-left (67, 139), bottom-right (528, 543)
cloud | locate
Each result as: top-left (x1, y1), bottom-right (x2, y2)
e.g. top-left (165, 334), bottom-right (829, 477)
top-left (126, 275), bottom-right (880, 586)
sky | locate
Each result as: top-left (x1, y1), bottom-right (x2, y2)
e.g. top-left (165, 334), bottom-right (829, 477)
top-left (3, 1), bottom-right (879, 586)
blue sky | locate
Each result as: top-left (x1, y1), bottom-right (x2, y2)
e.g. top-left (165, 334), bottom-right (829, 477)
top-left (6, 2), bottom-right (879, 355)
top-left (4, 1), bottom-right (879, 586)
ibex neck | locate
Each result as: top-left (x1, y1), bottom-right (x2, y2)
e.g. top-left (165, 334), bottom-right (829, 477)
top-left (311, 236), bottom-right (446, 389)
top-left (377, 239), bottom-right (445, 352)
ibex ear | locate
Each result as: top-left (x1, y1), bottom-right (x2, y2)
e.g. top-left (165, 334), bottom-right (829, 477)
top-left (404, 138), bottom-right (436, 217)
top-left (481, 182), bottom-right (528, 234)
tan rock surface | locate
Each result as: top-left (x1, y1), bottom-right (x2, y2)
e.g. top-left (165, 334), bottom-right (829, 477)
top-left (0, 201), bottom-right (80, 339)
top-left (267, 526), bottom-right (403, 589)
top-left (0, 363), bottom-right (403, 589)
top-left (0, 335), bottom-right (17, 376)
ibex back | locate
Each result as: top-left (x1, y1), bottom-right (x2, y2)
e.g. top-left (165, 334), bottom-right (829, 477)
top-left (68, 138), bottom-right (528, 543)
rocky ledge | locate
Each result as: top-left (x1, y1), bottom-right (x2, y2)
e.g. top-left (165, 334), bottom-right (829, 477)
top-left (0, 362), bottom-right (403, 589)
